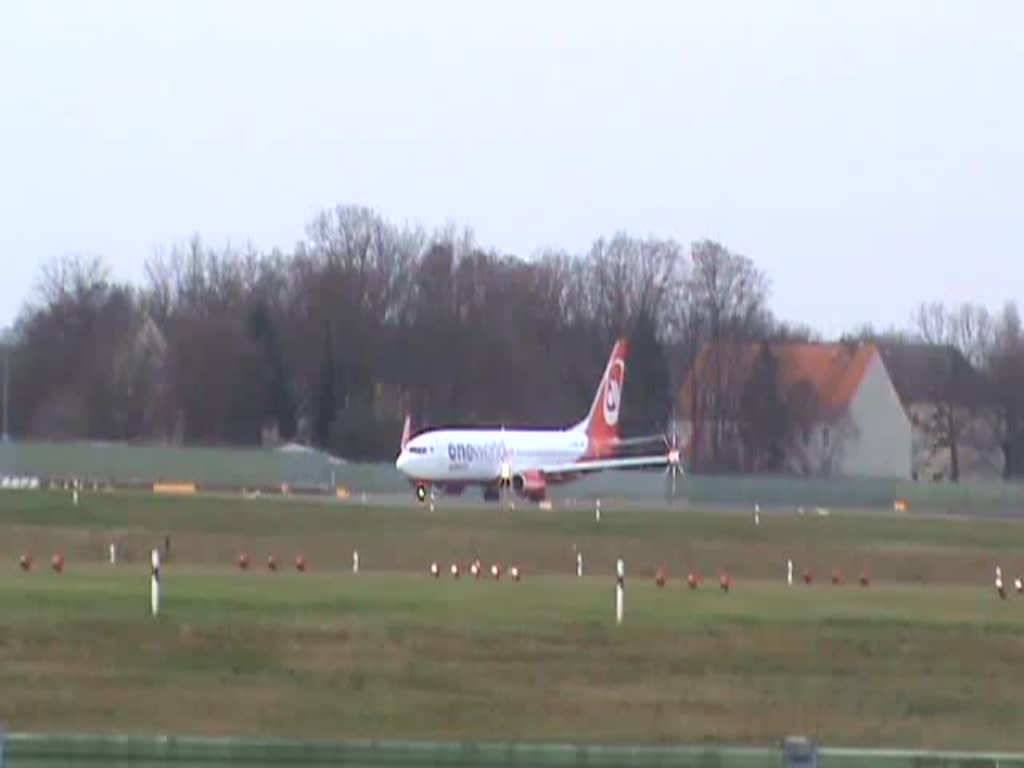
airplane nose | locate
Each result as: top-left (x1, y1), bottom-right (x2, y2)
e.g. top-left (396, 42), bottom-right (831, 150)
top-left (395, 451), bottom-right (409, 473)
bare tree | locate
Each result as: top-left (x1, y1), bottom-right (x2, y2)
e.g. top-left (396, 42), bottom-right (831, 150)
top-left (680, 240), bottom-right (771, 470)
top-left (32, 253), bottom-right (111, 311)
top-left (911, 302), bottom-right (999, 481)
top-left (585, 234), bottom-right (686, 345)
top-left (12, 255), bottom-right (161, 440)
top-left (986, 302), bottom-right (1024, 478)
top-left (915, 302), bottom-right (993, 367)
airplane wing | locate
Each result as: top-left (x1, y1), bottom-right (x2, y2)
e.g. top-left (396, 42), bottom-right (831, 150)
top-left (612, 434), bottom-right (668, 448)
top-left (536, 453), bottom-right (680, 477)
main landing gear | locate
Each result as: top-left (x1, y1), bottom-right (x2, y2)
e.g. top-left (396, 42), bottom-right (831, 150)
top-left (416, 483), bottom-right (427, 503)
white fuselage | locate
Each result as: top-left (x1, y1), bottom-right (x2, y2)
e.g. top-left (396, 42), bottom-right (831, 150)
top-left (391, 337), bottom-right (677, 500)
top-left (396, 427), bottom-right (588, 483)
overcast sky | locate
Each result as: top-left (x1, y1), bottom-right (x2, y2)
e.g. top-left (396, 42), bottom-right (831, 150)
top-left (1, 0), bottom-right (1021, 338)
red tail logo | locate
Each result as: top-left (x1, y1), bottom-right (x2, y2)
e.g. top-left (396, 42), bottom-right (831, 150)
top-left (603, 358), bottom-right (624, 427)
top-left (581, 339), bottom-right (627, 457)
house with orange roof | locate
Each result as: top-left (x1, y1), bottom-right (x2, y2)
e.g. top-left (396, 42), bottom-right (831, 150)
top-left (675, 341), bottom-right (912, 478)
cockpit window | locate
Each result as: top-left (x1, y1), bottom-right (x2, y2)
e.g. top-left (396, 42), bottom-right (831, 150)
top-left (409, 446), bottom-right (428, 455)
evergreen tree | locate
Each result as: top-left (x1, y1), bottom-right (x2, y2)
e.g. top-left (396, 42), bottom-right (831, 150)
top-left (621, 309), bottom-right (671, 438)
top-left (739, 341), bottom-right (788, 472)
top-left (247, 302), bottom-right (297, 440)
top-left (314, 324), bottom-right (336, 450)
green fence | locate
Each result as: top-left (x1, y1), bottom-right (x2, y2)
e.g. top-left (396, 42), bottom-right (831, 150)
top-left (0, 441), bottom-right (346, 491)
top-left (553, 471), bottom-right (1024, 516)
top-left (677, 474), bottom-right (1024, 516)
top-left (3, 735), bottom-right (1024, 768)
top-left (820, 748), bottom-right (1024, 768)
top-left (2, 440), bottom-right (1023, 515)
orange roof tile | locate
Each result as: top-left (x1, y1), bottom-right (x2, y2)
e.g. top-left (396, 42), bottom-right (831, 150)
top-left (679, 342), bottom-right (878, 418)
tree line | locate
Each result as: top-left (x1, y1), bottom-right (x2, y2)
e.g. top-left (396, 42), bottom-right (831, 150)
top-left (3, 204), bottom-right (1022, 477)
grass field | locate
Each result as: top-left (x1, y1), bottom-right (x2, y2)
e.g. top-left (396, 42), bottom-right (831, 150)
top-left (2, 490), bottom-right (1024, 749)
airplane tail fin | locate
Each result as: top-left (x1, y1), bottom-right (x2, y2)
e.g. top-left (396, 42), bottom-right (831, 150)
top-left (400, 414), bottom-right (412, 451)
top-left (574, 338), bottom-right (628, 458)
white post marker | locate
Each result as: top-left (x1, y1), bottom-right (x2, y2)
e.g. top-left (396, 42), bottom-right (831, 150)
top-left (787, 558), bottom-right (793, 587)
top-left (615, 558), bottom-right (625, 625)
top-left (754, 503), bottom-right (760, 526)
top-left (353, 550), bottom-right (360, 575)
top-left (577, 551), bottom-right (584, 578)
top-left (150, 548), bottom-right (161, 617)
top-left (109, 541), bottom-right (117, 565)
top-left (72, 487), bottom-right (79, 507)
top-left (595, 498), bottom-right (601, 523)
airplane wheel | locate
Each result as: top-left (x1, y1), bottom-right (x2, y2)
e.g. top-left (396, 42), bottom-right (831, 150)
top-left (416, 484), bottom-right (427, 503)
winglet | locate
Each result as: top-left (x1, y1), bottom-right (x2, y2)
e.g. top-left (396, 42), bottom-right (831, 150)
top-left (400, 414), bottom-right (412, 451)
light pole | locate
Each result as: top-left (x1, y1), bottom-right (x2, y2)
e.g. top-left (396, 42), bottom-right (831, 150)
top-left (2, 330), bottom-right (10, 442)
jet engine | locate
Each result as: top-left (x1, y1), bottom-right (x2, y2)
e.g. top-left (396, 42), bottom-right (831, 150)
top-left (511, 470), bottom-right (547, 500)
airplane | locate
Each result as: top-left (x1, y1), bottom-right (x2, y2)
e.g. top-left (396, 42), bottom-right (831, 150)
top-left (394, 338), bottom-right (682, 503)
